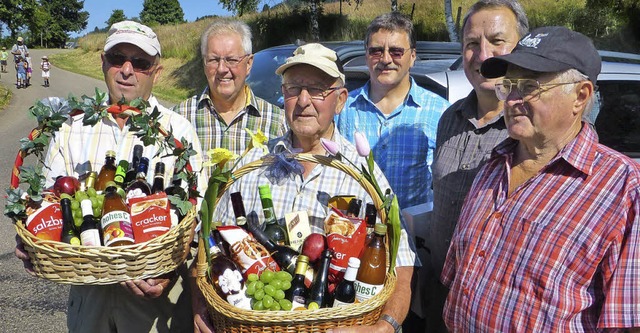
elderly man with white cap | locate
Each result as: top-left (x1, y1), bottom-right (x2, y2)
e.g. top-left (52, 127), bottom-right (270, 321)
top-left (14, 21), bottom-right (204, 333)
top-left (196, 43), bottom-right (418, 333)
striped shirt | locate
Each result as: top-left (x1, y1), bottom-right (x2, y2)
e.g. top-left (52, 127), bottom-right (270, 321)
top-left (430, 91), bottom-right (508, 275)
top-left (442, 124), bottom-right (640, 332)
top-left (172, 85), bottom-right (287, 181)
top-left (42, 96), bottom-right (205, 192)
top-left (213, 127), bottom-right (419, 267)
top-left (336, 77), bottom-right (449, 209)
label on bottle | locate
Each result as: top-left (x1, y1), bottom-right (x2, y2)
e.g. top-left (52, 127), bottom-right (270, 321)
top-left (332, 298), bottom-right (353, 307)
top-left (101, 211), bottom-right (135, 246)
top-left (80, 229), bottom-right (101, 246)
top-left (217, 268), bottom-right (252, 310)
top-left (354, 280), bottom-right (384, 302)
top-left (292, 295), bottom-right (306, 310)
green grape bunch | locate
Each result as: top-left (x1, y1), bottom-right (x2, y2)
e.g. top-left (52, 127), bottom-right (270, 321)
top-left (245, 269), bottom-right (293, 311)
top-left (60, 189), bottom-right (105, 229)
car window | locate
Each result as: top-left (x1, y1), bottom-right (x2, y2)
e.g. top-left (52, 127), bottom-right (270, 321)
top-left (593, 80), bottom-right (640, 158)
top-left (247, 48), bottom-right (293, 106)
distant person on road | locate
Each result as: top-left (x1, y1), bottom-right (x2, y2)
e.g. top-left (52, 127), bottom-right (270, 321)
top-left (24, 51), bottom-right (32, 86)
top-left (11, 36), bottom-right (28, 61)
top-left (172, 19), bottom-right (287, 181)
top-left (0, 47), bottom-right (8, 72)
top-left (14, 20), bottom-right (204, 333)
top-left (429, 1), bottom-right (529, 331)
top-left (335, 12), bottom-right (450, 211)
top-left (40, 55), bottom-right (50, 87)
top-left (15, 55), bottom-right (27, 88)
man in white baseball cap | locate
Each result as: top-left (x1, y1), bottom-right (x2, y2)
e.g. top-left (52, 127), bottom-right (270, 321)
top-left (104, 20), bottom-right (162, 57)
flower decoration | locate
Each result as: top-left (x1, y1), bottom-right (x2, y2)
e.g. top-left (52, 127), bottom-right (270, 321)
top-left (261, 149), bottom-right (304, 186)
top-left (320, 131), bottom-right (401, 272)
top-left (245, 128), bottom-right (269, 154)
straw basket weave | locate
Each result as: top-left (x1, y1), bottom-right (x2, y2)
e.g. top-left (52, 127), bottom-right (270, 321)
top-left (10, 123), bottom-right (197, 285)
top-left (196, 153), bottom-right (397, 332)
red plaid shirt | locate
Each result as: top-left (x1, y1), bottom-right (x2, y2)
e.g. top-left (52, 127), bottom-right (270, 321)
top-left (442, 124), bottom-right (640, 332)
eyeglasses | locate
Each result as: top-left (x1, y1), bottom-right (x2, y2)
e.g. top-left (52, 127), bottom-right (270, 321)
top-left (495, 78), bottom-right (582, 101)
top-left (105, 53), bottom-right (156, 72)
top-left (205, 54), bottom-right (250, 68)
top-left (367, 47), bottom-right (409, 59)
top-left (281, 84), bottom-right (342, 100)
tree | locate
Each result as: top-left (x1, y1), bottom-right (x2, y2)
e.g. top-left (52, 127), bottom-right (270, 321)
top-left (444, 0), bottom-right (458, 42)
top-left (219, 0), bottom-right (260, 16)
top-left (106, 9), bottom-right (127, 28)
top-left (37, 0), bottom-right (88, 48)
top-left (0, 0), bottom-right (38, 39)
top-left (140, 0), bottom-right (184, 25)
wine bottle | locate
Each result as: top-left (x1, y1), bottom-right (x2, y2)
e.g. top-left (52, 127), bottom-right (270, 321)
top-left (151, 162), bottom-right (166, 194)
top-left (247, 220), bottom-right (299, 275)
top-left (355, 223), bottom-right (387, 302)
top-left (346, 198), bottom-right (362, 218)
top-left (125, 157), bottom-right (151, 202)
top-left (125, 144), bottom-right (144, 186)
top-left (286, 255), bottom-right (310, 310)
top-left (332, 257), bottom-right (360, 307)
top-left (208, 229), bottom-right (252, 310)
top-left (164, 171), bottom-right (186, 225)
top-left (230, 191), bottom-right (248, 230)
top-left (306, 249), bottom-right (332, 308)
top-left (80, 199), bottom-right (102, 246)
top-left (259, 184), bottom-right (289, 246)
top-left (114, 160), bottom-right (129, 189)
top-left (85, 171), bottom-right (97, 191)
top-left (95, 150), bottom-right (117, 191)
top-left (364, 203), bottom-right (377, 243)
top-left (60, 198), bottom-right (80, 245)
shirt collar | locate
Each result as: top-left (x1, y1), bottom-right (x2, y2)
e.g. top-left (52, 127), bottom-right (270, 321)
top-left (350, 77), bottom-right (421, 111)
top-left (197, 85), bottom-right (261, 117)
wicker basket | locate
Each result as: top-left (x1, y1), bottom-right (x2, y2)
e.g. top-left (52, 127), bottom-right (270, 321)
top-left (15, 207), bottom-right (196, 285)
top-left (11, 120), bottom-right (198, 285)
top-left (196, 153), bottom-right (397, 332)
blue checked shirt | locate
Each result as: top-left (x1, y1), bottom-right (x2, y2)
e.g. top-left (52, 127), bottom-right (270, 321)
top-left (213, 127), bottom-right (418, 268)
top-left (336, 78), bottom-right (449, 209)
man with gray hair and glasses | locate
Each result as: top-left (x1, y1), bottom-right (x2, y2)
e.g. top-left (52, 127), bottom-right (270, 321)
top-left (173, 19), bottom-right (287, 181)
top-left (424, 1), bottom-right (528, 331)
top-left (442, 25), bottom-right (640, 332)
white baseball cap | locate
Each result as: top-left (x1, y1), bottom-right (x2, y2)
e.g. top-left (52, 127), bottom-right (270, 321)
top-left (104, 21), bottom-right (161, 56)
top-left (276, 43), bottom-right (345, 84)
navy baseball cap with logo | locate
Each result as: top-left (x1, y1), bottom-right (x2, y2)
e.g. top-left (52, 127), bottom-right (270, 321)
top-left (481, 26), bottom-right (601, 84)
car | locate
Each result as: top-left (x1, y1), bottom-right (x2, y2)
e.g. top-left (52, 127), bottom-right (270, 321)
top-left (247, 40), bottom-right (461, 106)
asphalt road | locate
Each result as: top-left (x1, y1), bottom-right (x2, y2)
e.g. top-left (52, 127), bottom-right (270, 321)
top-left (0, 48), bottom-right (173, 333)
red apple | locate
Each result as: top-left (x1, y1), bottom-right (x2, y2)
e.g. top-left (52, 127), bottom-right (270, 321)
top-left (53, 176), bottom-right (80, 196)
top-left (301, 233), bottom-right (327, 264)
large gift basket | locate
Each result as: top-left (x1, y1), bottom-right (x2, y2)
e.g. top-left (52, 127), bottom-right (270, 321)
top-left (6, 94), bottom-right (198, 285)
top-left (196, 153), bottom-right (400, 332)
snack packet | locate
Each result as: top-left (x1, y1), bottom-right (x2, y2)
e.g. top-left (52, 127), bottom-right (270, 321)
top-left (129, 193), bottom-right (171, 243)
top-left (25, 192), bottom-right (63, 241)
top-left (217, 225), bottom-right (280, 278)
top-left (324, 211), bottom-right (367, 283)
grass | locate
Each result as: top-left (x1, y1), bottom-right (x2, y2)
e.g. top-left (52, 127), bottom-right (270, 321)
top-left (0, 83), bottom-right (12, 111)
top-left (53, 0), bottom-right (635, 104)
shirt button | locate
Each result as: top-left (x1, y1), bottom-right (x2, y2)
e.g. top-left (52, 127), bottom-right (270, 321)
top-left (461, 164), bottom-right (470, 170)
top-left (383, 121), bottom-right (389, 126)
top-left (494, 211), bottom-right (503, 219)
top-left (474, 129), bottom-right (481, 134)
top-left (478, 250), bottom-right (485, 258)
top-left (463, 288), bottom-right (470, 296)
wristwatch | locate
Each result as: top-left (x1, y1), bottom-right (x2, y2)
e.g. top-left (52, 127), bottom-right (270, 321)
top-left (380, 314), bottom-right (401, 333)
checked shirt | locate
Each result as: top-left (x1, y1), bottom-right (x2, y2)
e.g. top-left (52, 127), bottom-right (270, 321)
top-left (442, 124), bottom-right (640, 332)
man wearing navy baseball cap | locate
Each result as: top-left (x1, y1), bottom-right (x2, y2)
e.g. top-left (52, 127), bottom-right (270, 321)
top-left (441, 26), bottom-right (640, 331)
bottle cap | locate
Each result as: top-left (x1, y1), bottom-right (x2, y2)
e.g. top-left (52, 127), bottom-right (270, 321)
top-left (85, 171), bottom-right (97, 189)
top-left (133, 144), bottom-right (143, 156)
top-left (106, 150), bottom-right (116, 158)
top-left (347, 257), bottom-right (361, 268)
top-left (258, 184), bottom-right (272, 197)
top-left (373, 223), bottom-right (387, 235)
top-left (347, 199), bottom-right (362, 216)
top-left (154, 162), bottom-right (165, 175)
top-left (297, 255), bottom-right (310, 264)
top-left (104, 181), bottom-right (117, 190)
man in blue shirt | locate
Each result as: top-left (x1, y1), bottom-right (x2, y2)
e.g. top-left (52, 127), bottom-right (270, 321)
top-left (336, 12), bottom-right (450, 210)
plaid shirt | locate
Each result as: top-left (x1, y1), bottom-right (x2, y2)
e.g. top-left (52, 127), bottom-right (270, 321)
top-left (213, 127), bottom-right (418, 267)
top-left (336, 77), bottom-right (449, 209)
top-left (43, 96), bottom-right (205, 191)
top-left (172, 85), bottom-right (287, 181)
top-left (442, 124), bottom-right (640, 332)
top-left (430, 91), bottom-right (508, 275)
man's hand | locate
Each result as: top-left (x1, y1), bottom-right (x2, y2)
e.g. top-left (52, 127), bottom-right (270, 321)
top-left (189, 258), bottom-right (215, 333)
top-left (14, 235), bottom-right (35, 275)
top-left (120, 274), bottom-right (173, 298)
top-left (327, 321), bottom-right (394, 333)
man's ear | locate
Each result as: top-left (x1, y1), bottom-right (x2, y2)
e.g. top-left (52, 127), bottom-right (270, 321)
top-left (573, 81), bottom-right (593, 116)
top-left (334, 87), bottom-right (348, 115)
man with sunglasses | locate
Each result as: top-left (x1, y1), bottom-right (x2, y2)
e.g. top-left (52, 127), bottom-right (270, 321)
top-left (173, 19), bottom-right (287, 181)
top-left (15, 21), bottom-right (204, 333)
top-left (441, 26), bottom-right (640, 332)
top-left (428, 1), bottom-right (529, 331)
top-left (336, 12), bottom-right (450, 212)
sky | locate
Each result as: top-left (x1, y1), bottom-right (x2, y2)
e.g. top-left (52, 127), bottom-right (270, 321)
top-left (75, 0), bottom-right (261, 37)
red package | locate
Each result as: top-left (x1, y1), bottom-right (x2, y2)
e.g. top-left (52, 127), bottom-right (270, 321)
top-left (218, 225), bottom-right (280, 278)
top-left (129, 193), bottom-right (171, 243)
top-left (324, 212), bottom-right (367, 283)
top-left (25, 192), bottom-right (63, 242)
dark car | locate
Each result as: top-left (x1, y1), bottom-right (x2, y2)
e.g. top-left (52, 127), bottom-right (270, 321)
top-left (247, 41), bottom-right (461, 106)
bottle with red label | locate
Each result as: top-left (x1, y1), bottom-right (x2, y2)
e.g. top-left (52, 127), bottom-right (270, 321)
top-left (354, 223), bottom-right (386, 302)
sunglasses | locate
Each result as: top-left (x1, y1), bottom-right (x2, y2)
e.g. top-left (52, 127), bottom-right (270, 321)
top-left (367, 47), bottom-right (409, 59)
top-left (105, 53), bottom-right (155, 72)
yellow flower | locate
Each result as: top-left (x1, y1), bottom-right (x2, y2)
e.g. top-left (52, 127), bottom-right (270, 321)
top-left (204, 148), bottom-right (239, 169)
top-left (245, 128), bottom-right (268, 154)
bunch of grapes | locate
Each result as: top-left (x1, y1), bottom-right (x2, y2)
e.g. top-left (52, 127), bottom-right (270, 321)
top-left (245, 269), bottom-right (293, 311)
top-left (60, 188), bottom-right (105, 228)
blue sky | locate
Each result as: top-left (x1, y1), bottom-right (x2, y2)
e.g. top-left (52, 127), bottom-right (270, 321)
top-left (76, 0), bottom-right (270, 37)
